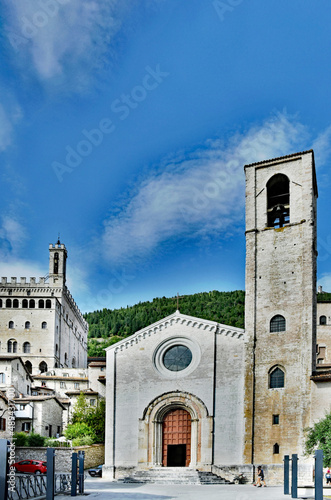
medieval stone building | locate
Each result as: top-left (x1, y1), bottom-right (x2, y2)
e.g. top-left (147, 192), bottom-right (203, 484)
top-left (0, 241), bottom-right (88, 375)
top-left (104, 150), bottom-right (331, 484)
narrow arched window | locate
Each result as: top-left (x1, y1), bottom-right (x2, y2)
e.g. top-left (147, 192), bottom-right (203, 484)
top-left (273, 443), bottom-right (280, 454)
top-left (54, 252), bottom-right (59, 274)
top-left (23, 342), bottom-right (31, 354)
top-left (6, 299), bottom-right (12, 308)
top-left (29, 299), bottom-right (35, 308)
top-left (0, 373), bottom-right (5, 383)
top-left (267, 174), bottom-right (290, 228)
top-left (13, 299), bottom-right (19, 308)
top-left (64, 353), bottom-right (68, 365)
top-left (46, 299), bottom-right (51, 309)
top-left (22, 299), bottom-right (28, 308)
top-left (72, 357), bottom-right (76, 368)
top-left (9, 321), bottom-right (14, 329)
top-left (320, 315), bottom-right (327, 325)
top-left (38, 299), bottom-right (44, 308)
top-left (270, 315), bottom-right (286, 332)
top-left (55, 344), bottom-right (58, 355)
top-left (269, 367), bottom-right (285, 388)
top-left (42, 321), bottom-right (47, 329)
top-left (25, 321), bottom-right (30, 329)
top-left (39, 361), bottom-right (47, 373)
top-left (25, 361), bottom-right (32, 374)
top-left (0, 299), bottom-right (2, 307)
top-left (7, 340), bottom-right (17, 353)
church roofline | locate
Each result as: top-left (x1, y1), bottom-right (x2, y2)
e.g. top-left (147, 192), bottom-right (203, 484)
top-left (244, 149), bottom-right (314, 168)
top-left (244, 149), bottom-right (318, 198)
top-left (105, 310), bottom-right (245, 353)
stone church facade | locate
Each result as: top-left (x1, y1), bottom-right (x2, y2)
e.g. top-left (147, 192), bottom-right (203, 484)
top-left (103, 149), bottom-right (330, 483)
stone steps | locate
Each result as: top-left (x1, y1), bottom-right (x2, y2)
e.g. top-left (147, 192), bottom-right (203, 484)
top-left (119, 467), bottom-right (231, 485)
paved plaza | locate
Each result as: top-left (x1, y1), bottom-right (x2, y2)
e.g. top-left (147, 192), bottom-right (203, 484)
top-left (54, 477), bottom-right (319, 500)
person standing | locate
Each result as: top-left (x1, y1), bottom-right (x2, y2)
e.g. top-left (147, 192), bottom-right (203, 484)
top-left (254, 466), bottom-right (267, 487)
top-left (326, 468), bottom-right (331, 484)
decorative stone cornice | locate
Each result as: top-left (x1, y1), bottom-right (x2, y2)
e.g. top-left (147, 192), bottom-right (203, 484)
top-left (107, 311), bottom-right (245, 353)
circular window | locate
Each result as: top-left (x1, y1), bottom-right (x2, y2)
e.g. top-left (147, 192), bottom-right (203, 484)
top-left (163, 345), bottom-right (192, 372)
top-left (154, 337), bottom-right (200, 378)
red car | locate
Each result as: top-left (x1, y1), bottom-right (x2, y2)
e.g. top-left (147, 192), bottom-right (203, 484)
top-left (14, 460), bottom-right (47, 474)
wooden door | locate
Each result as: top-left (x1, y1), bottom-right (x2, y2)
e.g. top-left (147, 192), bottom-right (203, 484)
top-left (162, 409), bottom-right (191, 467)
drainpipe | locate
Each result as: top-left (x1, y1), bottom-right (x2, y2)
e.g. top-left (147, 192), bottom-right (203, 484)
top-left (211, 324), bottom-right (218, 466)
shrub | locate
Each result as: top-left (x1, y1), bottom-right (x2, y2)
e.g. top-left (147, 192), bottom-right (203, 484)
top-left (27, 432), bottom-right (45, 447)
top-left (13, 432), bottom-right (28, 446)
top-left (64, 422), bottom-right (96, 442)
top-left (72, 435), bottom-right (94, 446)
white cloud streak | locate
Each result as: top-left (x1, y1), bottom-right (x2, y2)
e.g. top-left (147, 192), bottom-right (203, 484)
top-left (4, 0), bottom-right (134, 84)
top-left (0, 102), bottom-right (22, 152)
top-left (102, 113), bottom-right (310, 264)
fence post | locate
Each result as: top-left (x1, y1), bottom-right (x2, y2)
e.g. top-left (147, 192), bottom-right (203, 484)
top-left (284, 455), bottom-right (290, 495)
top-left (71, 452), bottom-right (77, 497)
top-left (0, 440), bottom-right (9, 500)
top-left (46, 448), bottom-right (55, 500)
top-left (291, 454), bottom-right (298, 499)
top-left (314, 449), bottom-right (323, 500)
top-left (78, 450), bottom-right (85, 494)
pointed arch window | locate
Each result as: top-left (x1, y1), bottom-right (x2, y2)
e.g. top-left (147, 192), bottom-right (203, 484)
top-left (267, 174), bottom-right (290, 228)
top-left (269, 366), bottom-right (285, 388)
top-left (23, 342), bottom-right (31, 353)
top-left (320, 315), bottom-right (327, 325)
top-left (270, 315), bottom-right (286, 333)
top-left (273, 443), bottom-right (280, 454)
top-left (39, 361), bottom-right (47, 373)
top-left (25, 361), bottom-right (32, 374)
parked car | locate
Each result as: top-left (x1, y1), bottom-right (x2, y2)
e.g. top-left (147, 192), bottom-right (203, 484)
top-left (88, 464), bottom-right (103, 477)
top-left (13, 460), bottom-right (47, 474)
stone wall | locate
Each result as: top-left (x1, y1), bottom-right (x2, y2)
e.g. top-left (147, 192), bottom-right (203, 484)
top-left (14, 444), bottom-right (104, 472)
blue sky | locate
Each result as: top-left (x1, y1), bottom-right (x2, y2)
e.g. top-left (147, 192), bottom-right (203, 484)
top-left (1, 0), bottom-right (331, 313)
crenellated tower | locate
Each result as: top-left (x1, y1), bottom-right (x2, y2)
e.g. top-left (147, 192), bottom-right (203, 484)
top-left (49, 240), bottom-right (67, 286)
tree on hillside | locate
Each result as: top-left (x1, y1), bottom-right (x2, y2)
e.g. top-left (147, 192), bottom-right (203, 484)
top-left (305, 412), bottom-right (331, 466)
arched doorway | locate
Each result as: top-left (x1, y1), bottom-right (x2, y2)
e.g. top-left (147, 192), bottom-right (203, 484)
top-left (162, 408), bottom-right (191, 467)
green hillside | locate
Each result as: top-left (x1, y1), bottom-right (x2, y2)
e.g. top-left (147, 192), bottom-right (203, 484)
top-left (85, 290), bottom-right (245, 357)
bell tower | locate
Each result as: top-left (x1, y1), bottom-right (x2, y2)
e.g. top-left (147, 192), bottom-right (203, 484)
top-left (243, 150), bottom-right (317, 468)
top-left (49, 239), bottom-right (67, 286)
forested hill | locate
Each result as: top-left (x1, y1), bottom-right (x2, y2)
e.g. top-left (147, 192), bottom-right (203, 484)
top-left (85, 290), bottom-right (245, 357)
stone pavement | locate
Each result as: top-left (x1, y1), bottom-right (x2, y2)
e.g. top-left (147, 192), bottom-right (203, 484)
top-left (54, 477), bottom-right (317, 500)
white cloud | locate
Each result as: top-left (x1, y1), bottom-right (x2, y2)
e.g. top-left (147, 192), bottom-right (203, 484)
top-left (0, 260), bottom-right (46, 281)
top-left (0, 102), bottom-right (22, 151)
top-left (4, 0), bottom-right (134, 85)
top-left (102, 113), bottom-right (308, 264)
top-left (0, 215), bottom-right (27, 258)
top-left (312, 125), bottom-right (331, 167)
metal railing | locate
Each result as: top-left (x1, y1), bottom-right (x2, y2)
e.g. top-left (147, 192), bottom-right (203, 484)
top-left (8, 473), bottom-right (72, 500)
